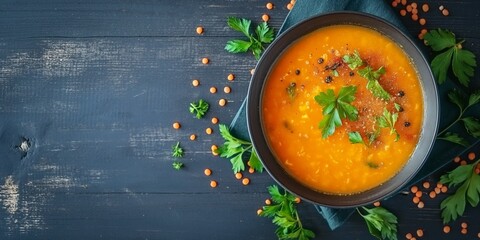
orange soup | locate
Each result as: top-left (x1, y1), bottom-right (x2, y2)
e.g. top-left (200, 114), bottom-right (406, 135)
top-left (262, 25), bottom-right (423, 194)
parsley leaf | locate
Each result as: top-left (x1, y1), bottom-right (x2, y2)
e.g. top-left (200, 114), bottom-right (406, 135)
top-left (424, 29), bottom-right (477, 86)
top-left (349, 131), bottom-right (364, 144)
top-left (225, 17), bottom-right (274, 60)
top-left (357, 206), bottom-right (398, 240)
top-left (314, 86), bottom-right (358, 138)
top-left (217, 124), bottom-right (263, 173)
top-left (462, 117), bottom-right (480, 138)
top-left (189, 99), bottom-right (209, 119)
top-left (172, 142), bottom-right (184, 158)
top-left (439, 159), bottom-right (480, 223)
top-left (342, 50), bottom-right (364, 70)
top-left (260, 185), bottom-right (315, 240)
top-left (358, 66), bottom-right (391, 101)
top-left (172, 161), bottom-right (184, 170)
top-left (377, 108), bottom-right (400, 141)
top-left (437, 132), bottom-right (469, 147)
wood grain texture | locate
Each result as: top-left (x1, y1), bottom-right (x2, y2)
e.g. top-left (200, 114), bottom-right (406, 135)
top-left (0, 0), bottom-right (479, 239)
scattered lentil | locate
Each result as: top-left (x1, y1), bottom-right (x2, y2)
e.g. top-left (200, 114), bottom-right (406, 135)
top-left (441, 186), bottom-right (448, 193)
top-left (411, 185), bottom-right (419, 193)
top-left (192, 79), bottom-right (200, 87)
top-left (211, 117), bottom-right (219, 124)
top-left (434, 187), bottom-right (441, 194)
top-left (416, 229), bottom-right (424, 237)
top-left (261, 14), bottom-right (269, 22)
top-left (294, 197), bottom-right (301, 204)
top-left (419, 18), bottom-right (426, 25)
top-left (443, 225), bottom-right (451, 233)
top-left (204, 168), bottom-right (212, 176)
top-left (406, 233), bottom-right (413, 239)
top-left (250, 68), bottom-right (255, 75)
top-left (461, 160), bottom-right (467, 165)
top-left (422, 3), bottom-right (429, 12)
top-left (454, 156), bottom-right (461, 163)
top-left (202, 57), bottom-right (209, 64)
top-left (439, 5), bottom-right (445, 11)
top-left (248, 167), bottom-right (255, 174)
top-left (265, 199), bottom-right (272, 205)
top-left (461, 222), bottom-right (468, 228)
top-left (412, 8), bottom-right (418, 15)
top-left (417, 201), bottom-right (424, 208)
top-left (429, 191), bottom-right (436, 198)
top-left (391, 1), bottom-right (398, 7)
top-left (173, 122), bottom-right (181, 129)
top-left (461, 228), bottom-right (468, 235)
top-left (401, 0), bottom-right (407, 5)
top-left (235, 172), bottom-right (243, 179)
top-left (211, 144), bottom-right (218, 153)
top-left (413, 196), bottom-right (420, 204)
top-left (210, 180), bottom-right (217, 188)
top-left (223, 86), bottom-right (231, 94)
top-left (206, 127), bottom-right (213, 135)
top-left (373, 201), bottom-right (381, 207)
top-left (227, 73), bottom-right (235, 81)
top-left (442, 9), bottom-right (449, 16)
top-left (196, 26), bottom-right (204, 35)
top-left (210, 86), bottom-right (217, 93)
top-left (437, 182), bottom-right (443, 188)
top-left (266, 2), bottom-right (273, 9)
top-left (257, 209), bottom-right (263, 215)
top-left (406, 5), bottom-right (413, 12)
top-left (423, 181), bottom-right (430, 189)
top-left (412, 14), bottom-right (419, 21)
top-left (415, 191), bottom-right (423, 198)
top-left (219, 98), bottom-right (227, 106)
top-left (189, 134), bottom-right (196, 141)
top-left (400, 9), bottom-right (407, 16)
top-left (411, 2), bottom-right (417, 9)
top-left (468, 152), bottom-right (476, 160)
top-left (242, 178), bottom-right (250, 185)
top-left (287, 3), bottom-right (293, 10)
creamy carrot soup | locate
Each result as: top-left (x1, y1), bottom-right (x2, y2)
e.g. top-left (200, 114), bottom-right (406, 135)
top-left (262, 25), bottom-right (423, 194)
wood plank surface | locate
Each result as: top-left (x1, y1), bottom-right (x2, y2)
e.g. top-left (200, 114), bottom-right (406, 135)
top-left (0, 0), bottom-right (480, 239)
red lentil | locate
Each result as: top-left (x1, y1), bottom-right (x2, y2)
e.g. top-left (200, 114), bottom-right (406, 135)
top-left (248, 167), bottom-right (255, 173)
top-left (411, 185), bottom-right (419, 193)
top-left (206, 127), bottom-right (213, 135)
top-left (202, 57), bottom-right (209, 64)
top-left (401, 0), bottom-right (407, 5)
top-left (391, 1), bottom-right (398, 7)
top-left (468, 152), bottom-right (476, 160)
top-left (227, 73), bottom-right (235, 81)
top-left (219, 98), bottom-right (227, 106)
top-left (235, 172), bottom-right (242, 179)
top-left (461, 160), bottom-right (467, 165)
top-left (461, 222), bottom-right (468, 228)
top-left (434, 187), bottom-right (441, 194)
top-left (423, 181), bottom-right (430, 189)
top-left (400, 9), bottom-right (407, 16)
top-left (413, 196), bottom-right (420, 204)
top-left (373, 201), bottom-right (381, 207)
top-left (262, 14), bottom-right (269, 22)
top-left (406, 233), bottom-right (413, 239)
top-left (189, 134), bottom-right (196, 141)
top-left (204, 168), bottom-right (212, 176)
top-left (209, 86), bottom-right (217, 94)
top-left (266, 2), bottom-right (273, 9)
top-left (412, 8), bottom-right (418, 15)
top-left (411, 2), bottom-right (417, 9)
top-left (287, 3), bottom-right (293, 10)
top-left (412, 14), bottom-right (419, 21)
top-left (294, 197), bottom-right (301, 203)
top-left (196, 26), bottom-right (204, 35)
top-left (173, 122), bottom-right (181, 129)
top-left (257, 209), bottom-right (263, 215)
top-left (265, 199), bottom-right (272, 205)
top-left (417, 201), bottom-right (424, 208)
top-left (454, 156), bottom-right (461, 163)
top-left (461, 228), bottom-right (468, 234)
top-left (210, 180), bottom-right (217, 188)
top-left (417, 229), bottom-right (424, 237)
top-left (242, 178), bottom-right (250, 185)
top-left (441, 186), bottom-right (448, 193)
top-left (223, 86), bottom-right (231, 94)
top-left (192, 79), bottom-right (200, 87)
top-left (419, 18), bottom-right (426, 25)
top-left (415, 191), bottom-right (423, 198)
top-left (439, 5), bottom-right (445, 11)
top-left (406, 5), bottom-right (413, 12)
top-left (211, 117), bottom-right (219, 124)
top-left (250, 68), bottom-right (255, 75)
top-left (422, 3), bottom-right (429, 12)
top-left (442, 9), bottom-right (449, 16)
top-left (429, 191), bottom-right (436, 198)
top-left (211, 144), bottom-right (218, 154)
top-left (443, 225), bottom-right (451, 233)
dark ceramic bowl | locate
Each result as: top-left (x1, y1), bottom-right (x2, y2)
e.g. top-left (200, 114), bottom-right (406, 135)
top-left (247, 12), bottom-right (439, 208)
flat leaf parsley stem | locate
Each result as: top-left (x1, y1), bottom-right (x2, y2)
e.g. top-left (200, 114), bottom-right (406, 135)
top-left (437, 104), bottom-right (472, 136)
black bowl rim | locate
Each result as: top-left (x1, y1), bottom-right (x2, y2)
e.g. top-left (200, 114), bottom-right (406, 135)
top-left (246, 11), bottom-right (439, 208)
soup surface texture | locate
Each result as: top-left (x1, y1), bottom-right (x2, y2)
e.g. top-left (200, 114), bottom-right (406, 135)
top-left (262, 25), bottom-right (423, 194)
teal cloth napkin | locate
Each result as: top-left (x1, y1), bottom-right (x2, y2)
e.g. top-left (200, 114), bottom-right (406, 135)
top-left (229, 0), bottom-right (480, 230)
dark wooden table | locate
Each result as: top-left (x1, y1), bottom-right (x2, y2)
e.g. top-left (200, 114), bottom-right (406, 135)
top-left (1, 0), bottom-right (479, 239)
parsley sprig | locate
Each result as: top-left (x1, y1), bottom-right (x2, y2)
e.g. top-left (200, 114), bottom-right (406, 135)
top-left (439, 159), bottom-right (480, 223)
top-left (260, 185), bottom-right (315, 240)
top-left (377, 108), bottom-right (400, 141)
top-left (189, 99), bottom-right (209, 119)
top-left (358, 66), bottom-right (391, 101)
top-left (172, 142), bottom-right (184, 158)
top-left (424, 29), bottom-right (477, 86)
top-left (314, 86), bottom-right (359, 138)
top-left (172, 161), bottom-right (184, 170)
top-left (357, 206), bottom-right (398, 240)
top-left (342, 50), bottom-right (364, 70)
top-left (216, 124), bottom-right (263, 173)
top-left (225, 17), bottom-right (274, 60)
top-left (437, 89), bottom-right (480, 146)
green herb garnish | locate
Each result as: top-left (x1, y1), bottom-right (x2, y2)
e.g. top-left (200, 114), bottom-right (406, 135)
top-left (349, 131), bottom-right (365, 144)
top-left (286, 82), bottom-right (297, 99)
top-left (314, 86), bottom-right (358, 139)
top-left (172, 142), bottom-right (184, 158)
top-left (260, 185), bottom-right (315, 240)
top-left (437, 89), bottom-right (480, 146)
top-left (225, 17), bottom-right (274, 60)
top-left (358, 66), bottom-right (391, 101)
top-left (377, 108), bottom-right (399, 141)
top-left (217, 124), bottom-right (263, 173)
top-left (423, 29), bottom-right (477, 86)
top-left (172, 161), bottom-right (184, 170)
top-left (342, 50), bottom-right (364, 70)
top-left (357, 206), bottom-right (398, 240)
top-left (189, 99), bottom-right (209, 119)
top-left (439, 159), bottom-right (480, 223)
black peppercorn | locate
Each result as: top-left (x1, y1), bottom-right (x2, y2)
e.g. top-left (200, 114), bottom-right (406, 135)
top-left (325, 76), bottom-right (333, 83)
top-left (404, 121), bottom-right (411, 127)
top-left (295, 69), bottom-right (300, 75)
top-left (396, 91), bottom-right (405, 97)
top-left (398, 106), bottom-right (404, 112)
top-left (318, 58), bottom-right (324, 64)
top-left (349, 71), bottom-right (354, 76)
